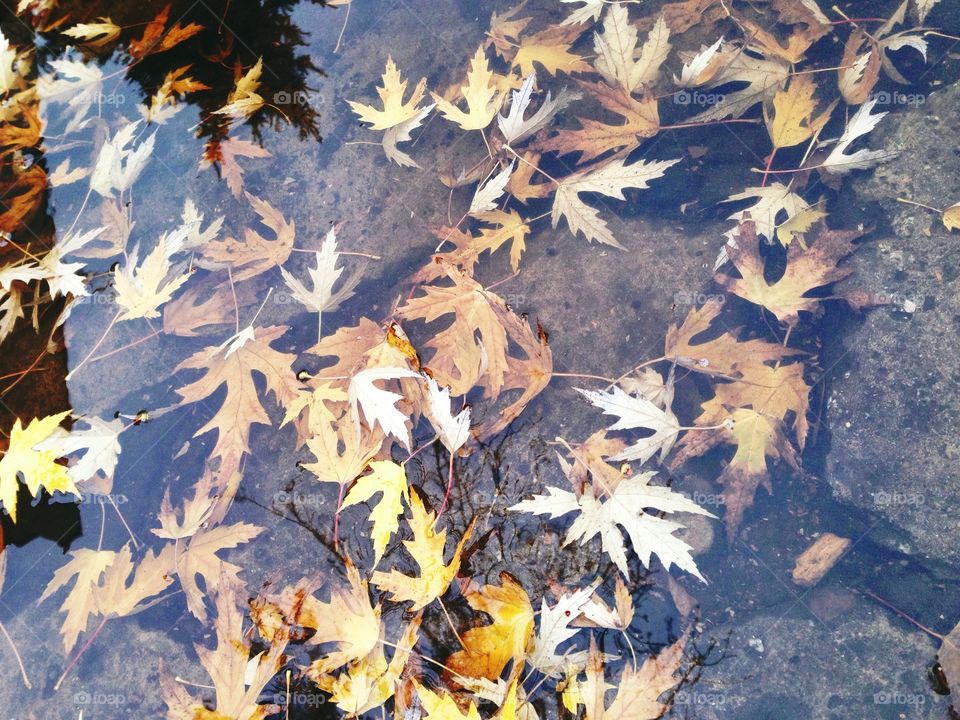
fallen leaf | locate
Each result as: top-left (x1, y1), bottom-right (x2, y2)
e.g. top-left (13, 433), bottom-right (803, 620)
top-left (371, 489), bottom-right (475, 610)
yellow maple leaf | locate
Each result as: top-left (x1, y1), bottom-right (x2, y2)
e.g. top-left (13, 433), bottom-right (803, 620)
top-left (764, 74), bottom-right (835, 149)
top-left (512, 24), bottom-right (591, 77)
top-left (214, 58), bottom-right (264, 118)
top-left (341, 460), bottom-right (409, 565)
top-left (61, 18), bottom-right (121, 46)
top-left (371, 489), bottom-right (475, 610)
top-left (415, 682), bottom-right (483, 720)
top-left (433, 46), bottom-right (503, 131)
top-left (0, 410), bottom-right (77, 523)
top-left (348, 56), bottom-right (429, 131)
top-left (113, 236), bottom-right (190, 321)
top-left (447, 573), bottom-right (534, 682)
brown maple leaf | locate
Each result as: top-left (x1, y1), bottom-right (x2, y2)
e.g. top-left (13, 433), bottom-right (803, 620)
top-left (176, 325), bottom-right (299, 465)
top-left (539, 79), bottom-right (659, 164)
top-left (202, 193), bottom-right (294, 280)
top-left (664, 298), bottom-right (800, 377)
top-left (716, 221), bottom-right (865, 325)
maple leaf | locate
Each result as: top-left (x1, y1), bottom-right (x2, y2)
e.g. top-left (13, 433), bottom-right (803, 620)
top-left (574, 575), bottom-right (634, 631)
top-left (285, 558), bottom-right (385, 675)
top-left (765, 74), bottom-right (835, 149)
top-left (202, 193), bottom-right (295, 280)
top-left (176, 522), bottom-right (263, 621)
top-left (497, 73), bottom-right (580, 146)
top-left (433, 46), bottom-right (504, 131)
top-left (348, 56), bottom-right (429, 131)
top-left (674, 37), bottom-right (724, 87)
top-left (415, 682), bottom-right (483, 720)
top-left (90, 120), bottom-right (156, 198)
top-left (717, 182), bottom-right (815, 264)
top-left (62, 18), bottom-right (121, 46)
top-left (280, 226), bottom-right (361, 342)
top-left (511, 470), bottom-right (710, 580)
top-left (383, 101), bottom-right (434, 168)
top-left (128, 5), bottom-right (203, 59)
top-left (487, 4), bottom-right (532, 59)
top-left (176, 325), bottom-right (299, 465)
top-left (201, 136), bottom-right (272, 197)
top-left (161, 576), bottom-right (287, 720)
top-left (342, 460), bottom-right (409, 565)
top-left (576, 633), bottom-right (687, 720)
top-left (400, 266), bottom-right (511, 397)
top-left (421, 210), bottom-right (531, 278)
top-left (469, 162), bottom-right (514, 216)
top-left (43, 415), bottom-right (124, 487)
top-left (820, 98), bottom-right (897, 174)
top-left (38, 59), bottom-right (104, 133)
top-left (664, 298), bottom-right (799, 378)
top-left (371, 489), bottom-right (475, 610)
top-left (526, 584), bottom-right (594, 677)
top-left (688, 44), bottom-right (790, 122)
top-left (39, 549), bottom-right (115, 652)
top-left (153, 477), bottom-right (217, 540)
top-left (512, 24), bottom-right (591, 77)
top-left (561, 0), bottom-right (604, 25)
top-left (303, 407), bottom-right (382, 488)
top-left (838, 30), bottom-right (881, 105)
top-left (163, 281), bottom-right (247, 337)
top-left (540, 79), bottom-right (660, 163)
top-left (938, 620), bottom-right (960, 715)
top-left (349, 366), bottom-right (420, 448)
top-left (552, 156), bottom-right (680, 248)
top-left (425, 377), bottom-right (471, 453)
top-left (717, 221), bottom-right (864, 325)
top-left (594, 8), bottom-right (671, 94)
top-left (576, 384), bottom-right (680, 464)
top-left (674, 407), bottom-right (798, 537)
top-left (318, 615), bottom-right (421, 714)
top-left (113, 236), bottom-right (190, 321)
top-left (0, 411), bottom-right (78, 523)
top-left (448, 573), bottom-right (534, 682)
top-left (506, 150), bottom-right (552, 202)
top-left (214, 58), bottom-right (264, 118)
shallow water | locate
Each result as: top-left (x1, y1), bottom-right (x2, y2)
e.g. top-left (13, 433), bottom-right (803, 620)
top-left (0, 0), bottom-right (958, 718)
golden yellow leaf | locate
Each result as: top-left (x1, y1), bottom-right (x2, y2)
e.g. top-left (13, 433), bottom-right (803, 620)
top-left (764, 75), bottom-right (835, 149)
top-left (341, 460), bottom-right (409, 565)
top-left (433, 46), bottom-right (503, 131)
top-left (214, 58), bottom-right (264, 118)
top-left (0, 410), bottom-right (77, 523)
top-left (512, 24), bottom-right (591, 77)
top-left (415, 682), bottom-right (483, 720)
top-left (61, 18), bottom-right (121, 46)
top-left (776, 205), bottom-right (828, 246)
top-left (447, 573), bottom-right (534, 682)
top-left (371, 489), bottom-right (475, 610)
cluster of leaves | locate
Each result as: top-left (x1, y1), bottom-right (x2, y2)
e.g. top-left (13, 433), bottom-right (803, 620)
top-left (0, 0), bottom-right (957, 717)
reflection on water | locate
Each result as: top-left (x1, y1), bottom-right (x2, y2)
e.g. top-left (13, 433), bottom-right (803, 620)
top-left (0, 0), bottom-right (957, 718)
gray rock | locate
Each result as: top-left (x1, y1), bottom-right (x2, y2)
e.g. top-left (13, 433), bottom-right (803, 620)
top-left (826, 80), bottom-right (960, 567)
top-left (671, 589), bottom-right (948, 720)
